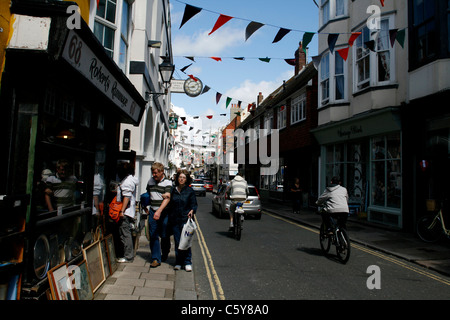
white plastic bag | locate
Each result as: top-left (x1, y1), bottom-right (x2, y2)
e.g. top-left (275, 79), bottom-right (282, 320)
top-left (178, 218), bottom-right (197, 250)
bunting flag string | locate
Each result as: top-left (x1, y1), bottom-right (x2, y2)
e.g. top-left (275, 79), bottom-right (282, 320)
top-left (175, 0), bottom-right (407, 53)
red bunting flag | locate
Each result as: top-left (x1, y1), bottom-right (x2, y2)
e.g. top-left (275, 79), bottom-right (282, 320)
top-left (211, 57), bottom-right (222, 62)
top-left (337, 47), bottom-right (349, 61)
top-left (348, 32), bottom-right (361, 46)
top-left (380, 0), bottom-right (385, 6)
top-left (188, 74), bottom-right (198, 81)
top-left (206, 115), bottom-right (213, 119)
top-left (209, 14), bottom-right (233, 35)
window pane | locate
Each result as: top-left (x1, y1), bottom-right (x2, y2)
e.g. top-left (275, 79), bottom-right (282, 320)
top-left (335, 75), bottom-right (344, 100)
top-left (387, 160), bottom-right (401, 208)
top-left (372, 161), bottom-right (385, 206)
top-left (121, 0), bottom-right (129, 40)
top-left (372, 136), bottom-right (385, 160)
top-left (336, 0), bottom-right (344, 16)
top-left (106, 0), bottom-right (117, 23)
top-left (387, 133), bottom-right (401, 159)
top-left (97, 0), bottom-right (106, 18)
top-left (119, 38), bottom-right (127, 72)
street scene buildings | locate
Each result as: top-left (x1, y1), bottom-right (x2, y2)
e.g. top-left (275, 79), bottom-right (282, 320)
top-left (0, 0), bottom-right (449, 301)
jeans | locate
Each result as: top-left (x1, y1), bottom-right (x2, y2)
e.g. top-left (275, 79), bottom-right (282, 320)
top-left (148, 208), bottom-right (171, 263)
top-left (172, 222), bottom-right (192, 266)
top-left (119, 215), bottom-right (134, 261)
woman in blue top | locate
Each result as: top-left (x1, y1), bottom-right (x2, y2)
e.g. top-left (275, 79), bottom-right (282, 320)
top-left (169, 169), bottom-right (197, 271)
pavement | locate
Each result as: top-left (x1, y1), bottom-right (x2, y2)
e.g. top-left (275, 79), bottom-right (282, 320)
top-left (94, 199), bottom-right (450, 300)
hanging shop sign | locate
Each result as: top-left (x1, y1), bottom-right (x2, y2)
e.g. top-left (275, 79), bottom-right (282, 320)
top-left (62, 30), bottom-right (140, 123)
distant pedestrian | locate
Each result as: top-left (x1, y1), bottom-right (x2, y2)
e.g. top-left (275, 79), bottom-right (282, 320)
top-left (290, 178), bottom-right (302, 214)
top-left (169, 169), bottom-right (197, 272)
top-left (146, 162), bottom-right (172, 268)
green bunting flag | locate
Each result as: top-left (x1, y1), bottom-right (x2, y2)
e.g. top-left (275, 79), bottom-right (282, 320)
top-left (302, 32), bottom-right (315, 54)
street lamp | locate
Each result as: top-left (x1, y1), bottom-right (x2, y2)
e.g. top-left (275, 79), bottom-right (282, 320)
top-left (145, 55), bottom-right (175, 101)
top-left (159, 55), bottom-right (175, 89)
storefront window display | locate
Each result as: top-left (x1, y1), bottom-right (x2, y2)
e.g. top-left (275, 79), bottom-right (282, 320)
top-left (371, 133), bottom-right (401, 209)
top-left (325, 142), bottom-right (367, 208)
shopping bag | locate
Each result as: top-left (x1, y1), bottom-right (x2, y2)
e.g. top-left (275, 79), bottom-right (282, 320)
top-left (178, 218), bottom-right (197, 250)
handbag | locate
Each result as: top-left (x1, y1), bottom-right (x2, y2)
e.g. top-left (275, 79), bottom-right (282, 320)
top-left (109, 187), bottom-right (123, 222)
top-left (178, 217), bottom-right (197, 250)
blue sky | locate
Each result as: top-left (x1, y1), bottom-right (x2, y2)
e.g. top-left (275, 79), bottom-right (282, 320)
top-left (169, 0), bottom-right (319, 143)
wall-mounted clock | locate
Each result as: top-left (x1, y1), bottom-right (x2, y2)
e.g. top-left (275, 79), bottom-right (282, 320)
top-left (184, 77), bottom-right (203, 97)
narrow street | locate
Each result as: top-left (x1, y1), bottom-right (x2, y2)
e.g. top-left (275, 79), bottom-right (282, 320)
top-left (190, 193), bottom-right (450, 300)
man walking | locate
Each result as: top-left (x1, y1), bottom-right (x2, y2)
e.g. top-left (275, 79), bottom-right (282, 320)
top-left (146, 162), bottom-right (172, 268)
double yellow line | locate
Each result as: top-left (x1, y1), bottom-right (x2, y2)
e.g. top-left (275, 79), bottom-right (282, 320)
top-left (264, 211), bottom-right (450, 286)
top-left (196, 218), bottom-right (226, 300)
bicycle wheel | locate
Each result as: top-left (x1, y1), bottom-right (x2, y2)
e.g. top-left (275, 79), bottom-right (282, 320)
top-left (319, 222), bottom-right (331, 253)
top-left (234, 211), bottom-right (241, 240)
top-left (335, 228), bottom-right (350, 264)
top-left (417, 215), bottom-right (440, 243)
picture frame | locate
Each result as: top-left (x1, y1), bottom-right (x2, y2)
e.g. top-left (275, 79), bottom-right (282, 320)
top-left (82, 240), bottom-right (105, 292)
top-left (104, 234), bottom-right (118, 275)
top-left (100, 240), bottom-right (110, 279)
top-left (47, 262), bottom-right (75, 300)
top-left (71, 260), bottom-right (94, 300)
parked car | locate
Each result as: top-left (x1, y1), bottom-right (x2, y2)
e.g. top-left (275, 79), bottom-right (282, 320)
top-left (203, 180), bottom-right (213, 192)
top-left (211, 183), bottom-right (261, 219)
top-left (191, 179), bottom-right (206, 197)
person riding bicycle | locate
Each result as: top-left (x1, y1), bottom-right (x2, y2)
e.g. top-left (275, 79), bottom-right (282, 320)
top-left (228, 172), bottom-right (249, 230)
top-left (316, 176), bottom-right (349, 233)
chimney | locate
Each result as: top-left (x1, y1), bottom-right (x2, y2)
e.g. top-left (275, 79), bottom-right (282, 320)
top-left (257, 92), bottom-right (264, 107)
top-left (295, 41), bottom-right (307, 75)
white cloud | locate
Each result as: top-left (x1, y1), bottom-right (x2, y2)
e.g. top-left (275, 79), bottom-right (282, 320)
top-left (173, 26), bottom-right (244, 57)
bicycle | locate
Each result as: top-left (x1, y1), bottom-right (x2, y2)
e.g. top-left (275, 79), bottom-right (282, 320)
top-left (416, 203), bottom-right (450, 243)
top-left (232, 202), bottom-right (245, 240)
top-left (319, 211), bottom-right (351, 263)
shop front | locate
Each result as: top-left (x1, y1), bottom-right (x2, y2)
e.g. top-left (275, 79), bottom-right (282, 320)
top-left (312, 108), bottom-right (403, 229)
top-left (0, 7), bottom-right (145, 299)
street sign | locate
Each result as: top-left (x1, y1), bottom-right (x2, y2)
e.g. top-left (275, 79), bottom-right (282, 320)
top-left (171, 79), bottom-right (186, 94)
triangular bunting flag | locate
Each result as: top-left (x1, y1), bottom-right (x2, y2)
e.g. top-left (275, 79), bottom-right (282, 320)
top-left (180, 117), bottom-right (186, 121)
top-left (185, 56), bottom-right (195, 62)
top-left (180, 63), bottom-right (192, 73)
top-left (201, 85), bottom-right (210, 94)
top-left (284, 59), bottom-right (296, 66)
top-left (348, 32), bottom-right (361, 46)
top-left (259, 57), bottom-right (271, 63)
top-left (233, 57), bottom-right (245, 60)
top-left (209, 14), bottom-right (233, 35)
top-left (216, 92), bottom-right (222, 104)
top-left (396, 29), bottom-right (406, 48)
top-left (238, 101), bottom-right (242, 108)
top-left (328, 33), bottom-right (339, 53)
top-left (226, 97), bottom-right (232, 108)
top-left (273, 28), bottom-right (291, 43)
top-left (180, 4), bottom-right (202, 29)
top-left (245, 21), bottom-right (264, 41)
top-left (183, 120), bottom-right (187, 125)
top-left (193, 116), bottom-right (199, 119)
top-left (220, 114), bottom-right (226, 116)
top-left (188, 74), bottom-right (198, 81)
top-left (389, 29), bottom-right (398, 48)
top-left (337, 47), bottom-right (349, 61)
top-left (211, 57), bottom-right (222, 61)
top-left (302, 32), bottom-right (315, 54)
top-left (365, 40), bottom-right (376, 52)
top-left (380, 0), bottom-right (385, 6)
top-left (189, 127), bottom-right (193, 131)
top-left (206, 115), bottom-right (213, 119)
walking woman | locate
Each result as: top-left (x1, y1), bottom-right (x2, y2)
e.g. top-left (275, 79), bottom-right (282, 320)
top-left (169, 169), bottom-right (197, 271)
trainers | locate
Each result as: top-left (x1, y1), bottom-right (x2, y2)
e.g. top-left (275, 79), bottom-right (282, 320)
top-left (150, 260), bottom-right (161, 268)
top-left (174, 265), bottom-right (181, 270)
top-left (185, 264), bottom-right (192, 272)
top-left (117, 257), bottom-right (133, 263)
